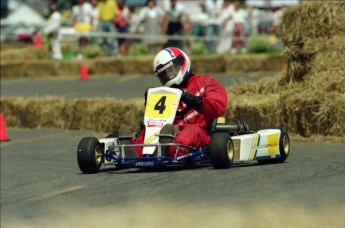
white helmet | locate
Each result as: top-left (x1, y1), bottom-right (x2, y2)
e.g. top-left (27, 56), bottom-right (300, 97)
top-left (153, 47), bottom-right (192, 87)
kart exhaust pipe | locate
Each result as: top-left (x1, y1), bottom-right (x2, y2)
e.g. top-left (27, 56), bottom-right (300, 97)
top-left (215, 121), bottom-right (249, 135)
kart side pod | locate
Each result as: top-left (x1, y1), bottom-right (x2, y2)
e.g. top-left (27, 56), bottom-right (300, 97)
top-left (231, 128), bottom-right (290, 163)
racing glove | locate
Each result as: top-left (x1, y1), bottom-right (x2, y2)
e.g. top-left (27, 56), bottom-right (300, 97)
top-left (181, 92), bottom-right (203, 109)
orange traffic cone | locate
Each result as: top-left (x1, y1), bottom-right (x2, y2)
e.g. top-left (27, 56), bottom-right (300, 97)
top-left (0, 113), bottom-right (10, 141)
top-left (79, 64), bottom-right (89, 80)
top-left (33, 32), bottom-right (43, 48)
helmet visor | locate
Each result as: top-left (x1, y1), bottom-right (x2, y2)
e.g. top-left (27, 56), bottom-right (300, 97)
top-left (155, 55), bottom-right (184, 85)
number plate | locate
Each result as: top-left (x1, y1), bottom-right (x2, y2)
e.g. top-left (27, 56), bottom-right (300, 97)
top-left (145, 94), bottom-right (179, 119)
top-left (143, 87), bottom-right (182, 155)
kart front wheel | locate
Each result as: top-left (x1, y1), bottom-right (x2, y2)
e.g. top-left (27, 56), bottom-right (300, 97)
top-left (209, 133), bottom-right (234, 169)
top-left (77, 137), bottom-right (103, 174)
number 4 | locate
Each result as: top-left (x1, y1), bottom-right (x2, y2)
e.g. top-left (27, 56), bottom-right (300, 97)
top-left (154, 96), bottom-right (166, 114)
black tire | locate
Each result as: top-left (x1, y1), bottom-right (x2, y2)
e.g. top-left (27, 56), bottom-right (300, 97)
top-left (258, 127), bottom-right (290, 164)
top-left (77, 137), bottom-right (103, 174)
top-left (209, 133), bottom-right (235, 169)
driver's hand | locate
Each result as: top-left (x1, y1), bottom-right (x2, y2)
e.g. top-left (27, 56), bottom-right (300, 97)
top-left (181, 92), bottom-right (203, 109)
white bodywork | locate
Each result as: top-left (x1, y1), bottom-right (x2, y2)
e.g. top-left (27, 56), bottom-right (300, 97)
top-left (232, 129), bottom-right (282, 161)
top-left (142, 87), bottom-right (182, 155)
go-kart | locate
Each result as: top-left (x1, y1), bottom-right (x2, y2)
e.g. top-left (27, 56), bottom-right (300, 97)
top-left (77, 87), bottom-right (290, 174)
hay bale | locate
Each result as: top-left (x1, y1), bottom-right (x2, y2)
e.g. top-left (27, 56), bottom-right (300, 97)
top-left (0, 42), bottom-right (31, 51)
top-left (0, 60), bottom-right (83, 78)
top-left (0, 46), bottom-right (51, 62)
top-left (302, 35), bottom-right (345, 55)
top-left (309, 51), bottom-right (345, 74)
top-left (0, 97), bottom-right (145, 133)
top-left (285, 57), bottom-right (311, 81)
top-left (60, 98), bottom-right (144, 133)
top-left (277, 91), bottom-right (345, 137)
top-left (120, 56), bottom-right (153, 75)
top-left (191, 55), bottom-right (225, 73)
top-left (305, 71), bottom-right (345, 94)
top-left (225, 94), bottom-right (281, 131)
top-left (281, 2), bottom-right (345, 44)
top-left (228, 71), bottom-right (288, 95)
top-left (86, 58), bottom-right (123, 76)
top-left (0, 97), bottom-right (66, 129)
top-left (283, 41), bottom-right (345, 82)
top-left (224, 54), bottom-right (285, 72)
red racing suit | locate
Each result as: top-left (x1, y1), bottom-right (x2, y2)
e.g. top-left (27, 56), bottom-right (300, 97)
top-left (134, 73), bottom-right (228, 157)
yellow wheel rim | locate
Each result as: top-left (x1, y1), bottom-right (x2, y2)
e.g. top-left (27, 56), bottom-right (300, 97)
top-left (227, 141), bottom-right (234, 161)
top-left (283, 135), bottom-right (290, 155)
top-left (95, 145), bottom-right (102, 165)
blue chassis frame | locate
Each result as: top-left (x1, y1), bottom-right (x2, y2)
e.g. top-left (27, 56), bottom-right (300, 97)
top-left (104, 143), bottom-right (212, 168)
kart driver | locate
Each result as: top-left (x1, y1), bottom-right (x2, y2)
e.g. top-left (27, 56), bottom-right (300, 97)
top-left (119, 47), bottom-right (228, 158)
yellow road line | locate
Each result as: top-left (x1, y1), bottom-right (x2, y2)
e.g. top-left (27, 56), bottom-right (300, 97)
top-left (3, 185), bottom-right (85, 210)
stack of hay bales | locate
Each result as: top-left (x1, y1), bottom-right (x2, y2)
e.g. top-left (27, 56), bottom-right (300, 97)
top-left (0, 97), bottom-right (144, 133)
top-left (227, 1), bottom-right (345, 137)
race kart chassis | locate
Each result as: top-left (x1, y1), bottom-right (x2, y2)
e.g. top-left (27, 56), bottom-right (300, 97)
top-left (77, 124), bottom-right (290, 174)
top-left (77, 87), bottom-right (290, 174)
top-left (104, 135), bottom-right (210, 168)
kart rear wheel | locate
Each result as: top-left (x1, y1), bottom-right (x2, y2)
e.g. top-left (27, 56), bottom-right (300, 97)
top-left (77, 137), bottom-right (103, 174)
top-left (258, 127), bottom-right (290, 164)
top-left (209, 133), bottom-right (234, 169)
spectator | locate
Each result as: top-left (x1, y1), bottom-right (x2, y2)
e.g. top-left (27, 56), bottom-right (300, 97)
top-left (126, 6), bottom-right (140, 34)
top-left (71, 0), bottom-right (93, 59)
top-left (216, 0), bottom-right (234, 54)
top-left (204, 0), bottom-right (223, 53)
top-left (125, 6), bottom-right (141, 52)
top-left (115, 0), bottom-right (129, 56)
top-left (43, 3), bottom-right (62, 60)
top-left (230, 0), bottom-right (248, 53)
top-left (98, 0), bottom-right (119, 56)
top-left (161, 0), bottom-right (190, 49)
top-left (90, 0), bottom-right (99, 30)
top-left (90, 0), bottom-right (100, 45)
top-left (138, 0), bottom-right (165, 54)
top-left (248, 5), bottom-right (259, 35)
top-left (258, 5), bottom-right (273, 34)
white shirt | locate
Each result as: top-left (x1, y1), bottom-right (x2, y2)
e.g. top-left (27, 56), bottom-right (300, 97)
top-left (72, 2), bottom-right (93, 24)
top-left (232, 9), bottom-right (248, 24)
top-left (138, 6), bottom-right (165, 22)
top-left (43, 11), bottom-right (61, 34)
top-left (90, 6), bottom-right (99, 28)
top-left (205, 0), bottom-right (224, 17)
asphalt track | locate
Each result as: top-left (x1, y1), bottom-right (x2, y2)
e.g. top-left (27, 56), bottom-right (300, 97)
top-left (1, 74), bottom-right (345, 226)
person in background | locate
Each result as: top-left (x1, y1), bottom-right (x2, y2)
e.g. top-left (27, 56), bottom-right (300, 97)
top-left (216, 0), bottom-right (234, 54)
top-left (230, 0), bottom-right (248, 53)
top-left (90, 0), bottom-right (99, 30)
top-left (43, 2), bottom-right (63, 60)
top-left (71, 0), bottom-right (93, 59)
top-left (161, 0), bottom-right (190, 49)
top-left (118, 47), bottom-right (228, 159)
top-left (114, 0), bottom-right (128, 56)
top-left (98, 0), bottom-right (119, 56)
top-left (248, 5), bottom-right (259, 35)
top-left (137, 0), bottom-right (165, 54)
top-left (89, 0), bottom-right (100, 45)
top-left (204, 0), bottom-right (223, 53)
top-left (125, 5), bottom-right (141, 53)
